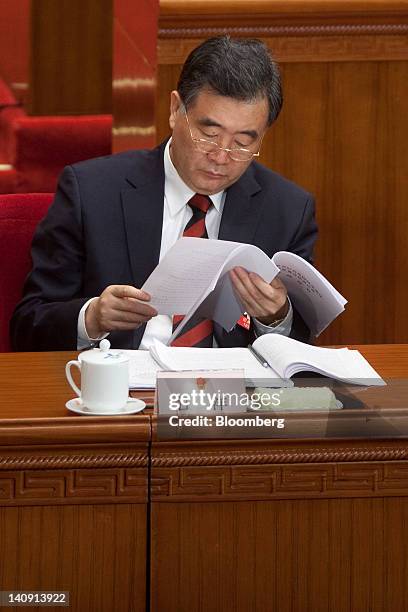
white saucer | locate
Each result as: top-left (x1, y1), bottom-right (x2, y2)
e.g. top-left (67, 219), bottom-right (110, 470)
top-left (65, 397), bottom-right (146, 416)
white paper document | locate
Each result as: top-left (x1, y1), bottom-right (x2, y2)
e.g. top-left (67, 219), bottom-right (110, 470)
top-left (272, 252), bottom-right (347, 336)
top-left (125, 350), bottom-right (161, 389)
top-left (142, 238), bottom-right (278, 343)
top-left (149, 339), bottom-right (292, 388)
top-left (252, 334), bottom-right (385, 385)
top-left (125, 336), bottom-right (385, 389)
top-left (141, 237), bottom-right (347, 343)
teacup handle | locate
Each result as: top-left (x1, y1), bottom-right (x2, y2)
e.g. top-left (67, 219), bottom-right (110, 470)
top-left (65, 360), bottom-right (81, 397)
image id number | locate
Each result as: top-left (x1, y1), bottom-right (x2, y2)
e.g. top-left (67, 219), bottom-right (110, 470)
top-left (0, 591), bottom-right (69, 607)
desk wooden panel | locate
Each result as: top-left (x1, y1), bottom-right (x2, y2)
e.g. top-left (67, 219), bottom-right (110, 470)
top-left (150, 344), bottom-right (408, 612)
top-left (1, 347), bottom-right (407, 610)
top-left (0, 352), bottom-right (150, 612)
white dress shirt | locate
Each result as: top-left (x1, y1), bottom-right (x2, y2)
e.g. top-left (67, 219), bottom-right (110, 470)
top-left (78, 139), bottom-right (292, 349)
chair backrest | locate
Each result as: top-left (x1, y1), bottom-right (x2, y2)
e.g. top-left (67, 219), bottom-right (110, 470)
top-left (12, 114), bottom-right (112, 192)
top-left (0, 193), bottom-right (53, 351)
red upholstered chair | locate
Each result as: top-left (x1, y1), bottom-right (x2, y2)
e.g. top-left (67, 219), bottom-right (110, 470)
top-left (0, 113), bottom-right (112, 193)
top-left (12, 115), bottom-right (112, 192)
top-left (0, 193), bottom-right (53, 351)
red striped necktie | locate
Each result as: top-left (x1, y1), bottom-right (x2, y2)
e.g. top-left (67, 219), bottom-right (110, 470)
top-left (171, 193), bottom-right (214, 347)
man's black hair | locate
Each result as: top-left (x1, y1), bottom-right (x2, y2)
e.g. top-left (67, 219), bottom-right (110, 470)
top-left (177, 36), bottom-right (283, 126)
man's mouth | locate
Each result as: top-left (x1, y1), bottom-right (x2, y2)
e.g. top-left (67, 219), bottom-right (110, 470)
top-left (202, 169), bottom-right (226, 178)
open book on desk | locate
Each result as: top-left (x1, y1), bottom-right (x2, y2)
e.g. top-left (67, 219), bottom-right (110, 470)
top-left (141, 237), bottom-right (347, 342)
top-left (126, 335), bottom-right (385, 389)
top-left (125, 344), bottom-right (291, 389)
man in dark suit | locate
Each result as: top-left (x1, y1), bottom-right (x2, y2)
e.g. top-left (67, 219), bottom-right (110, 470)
top-left (11, 36), bottom-right (317, 351)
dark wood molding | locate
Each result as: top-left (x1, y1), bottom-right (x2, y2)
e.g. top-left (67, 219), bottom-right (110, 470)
top-left (159, 0), bottom-right (408, 38)
top-left (152, 443), bottom-right (408, 467)
top-left (151, 461), bottom-right (408, 501)
top-left (159, 0), bottom-right (408, 25)
top-left (0, 415), bottom-right (151, 446)
top-left (0, 467), bottom-right (147, 506)
top-left (159, 23), bottom-right (408, 38)
top-left (158, 0), bottom-right (408, 63)
top-left (0, 446), bottom-right (148, 470)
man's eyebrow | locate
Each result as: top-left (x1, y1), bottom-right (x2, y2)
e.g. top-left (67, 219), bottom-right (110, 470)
top-left (197, 117), bottom-right (259, 140)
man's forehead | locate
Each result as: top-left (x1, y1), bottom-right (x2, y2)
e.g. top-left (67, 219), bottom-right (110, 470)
top-left (188, 91), bottom-right (269, 134)
top-left (197, 116), bottom-right (259, 140)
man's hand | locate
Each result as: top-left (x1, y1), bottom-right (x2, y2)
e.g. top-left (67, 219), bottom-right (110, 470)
top-left (85, 285), bottom-right (157, 339)
top-left (229, 267), bottom-right (289, 326)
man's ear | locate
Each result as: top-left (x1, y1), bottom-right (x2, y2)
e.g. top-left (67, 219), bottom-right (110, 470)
top-left (169, 90), bottom-right (182, 130)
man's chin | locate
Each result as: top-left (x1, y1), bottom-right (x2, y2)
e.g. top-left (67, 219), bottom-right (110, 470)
top-left (195, 173), bottom-right (231, 194)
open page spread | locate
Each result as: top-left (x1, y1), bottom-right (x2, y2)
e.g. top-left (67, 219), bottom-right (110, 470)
top-left (125, 335), bottom-right (384, 389)
top-left (148, 340), bottom-right (292, 388)
top-left (253, 334), bottom-right (385, 385)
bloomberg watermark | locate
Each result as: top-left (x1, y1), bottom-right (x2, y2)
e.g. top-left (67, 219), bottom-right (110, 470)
top-left (168, 413), bottom-right (285, 429)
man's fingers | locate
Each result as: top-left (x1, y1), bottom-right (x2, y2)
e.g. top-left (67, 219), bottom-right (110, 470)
top-left (109, 285), bottom-right (151, 301)
top-left (230, 267), bottom-right (288, 320)
top-left (86, 284), bottom-right (158, 337)
top-left (108, 309), bottom-right (154, 325)
top-left (269, 276), bottom-right (286, 291)
top-left (109, 296), bottom-right (157, 317)
top-left (230, 269), bottom-right (261, 313)
top-left (231, 268), bottom-right (276, 306)
top-left (99, 285), bottom-right (157, 318)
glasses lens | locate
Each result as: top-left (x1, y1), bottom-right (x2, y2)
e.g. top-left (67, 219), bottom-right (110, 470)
top-left (229, 149), bottom-right (253, 162)
top-left (195, 139), bottom-right (219, 154)
top-left (194, 137), bottom-right (254, 162)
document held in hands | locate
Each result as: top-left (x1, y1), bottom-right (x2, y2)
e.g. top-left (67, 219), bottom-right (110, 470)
top-left (126, 335), bottom-right (385, 389)
top-left (141, 237), bottom-right (347, 342)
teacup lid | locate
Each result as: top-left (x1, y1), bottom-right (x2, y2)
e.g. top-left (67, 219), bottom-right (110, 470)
top-left (78, 339), bottom-right (129, 364)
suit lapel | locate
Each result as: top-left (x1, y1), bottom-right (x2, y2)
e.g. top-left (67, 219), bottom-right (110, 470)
top-left (218, 165), bottom-right (262, 244)
top-left (121, 147), bottom-right (165, 287)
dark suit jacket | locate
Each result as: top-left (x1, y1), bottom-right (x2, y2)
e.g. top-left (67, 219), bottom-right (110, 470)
top-left (10, 141), bottom-right (317, 351)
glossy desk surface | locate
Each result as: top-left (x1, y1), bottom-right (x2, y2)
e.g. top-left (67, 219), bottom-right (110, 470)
top-left (0, 344), bottom-right (406, 444)
top-left (0, 350), bottom-right (152, 445)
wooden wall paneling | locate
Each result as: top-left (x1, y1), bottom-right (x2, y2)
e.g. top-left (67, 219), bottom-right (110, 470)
top-left (0, 504), bottom-right (146, 612)
top-left (151, 497), bottom-right (408, 612)
top-left (157, 0), bottom-right (408, 345)
top-left (29, 0), bottom-right (112, 115)
top-left (314, 60), bottom-right (408, 345)
top-left (384, 497), bottom-right (408, 610)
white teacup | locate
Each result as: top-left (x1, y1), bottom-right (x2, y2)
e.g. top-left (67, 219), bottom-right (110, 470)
top-left (65, 340), bottom-right (129, 412)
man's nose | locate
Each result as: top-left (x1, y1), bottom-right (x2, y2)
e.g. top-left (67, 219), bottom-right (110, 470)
top-left (207, 147), bottom-right (230, 164)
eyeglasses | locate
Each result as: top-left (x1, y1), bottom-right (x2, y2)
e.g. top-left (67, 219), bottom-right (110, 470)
top-left (182, 106), bottom-right (262, 163)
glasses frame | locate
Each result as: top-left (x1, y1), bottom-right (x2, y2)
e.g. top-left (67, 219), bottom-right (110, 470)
top-left (182, 105), bottom-right (262, 163)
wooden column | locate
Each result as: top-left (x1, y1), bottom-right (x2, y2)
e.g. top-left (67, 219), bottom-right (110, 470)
top-left (112, 0), bottom-right (160, 152)
top-left (0, 0), bottom-right (31, 104)
top-left (29, 0), bottom-right (112, 115)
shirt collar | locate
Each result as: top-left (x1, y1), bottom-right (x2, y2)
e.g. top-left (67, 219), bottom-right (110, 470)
top-left (164, 138), bottom-right (224, 216)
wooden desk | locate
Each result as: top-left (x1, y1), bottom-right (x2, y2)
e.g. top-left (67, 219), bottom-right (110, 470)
top-left (0, 351), bottom-right (151, 612)
top-left (150, 345), bottom-right (408, 612)
top-left (0, 346), bottom-right (407, 611)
